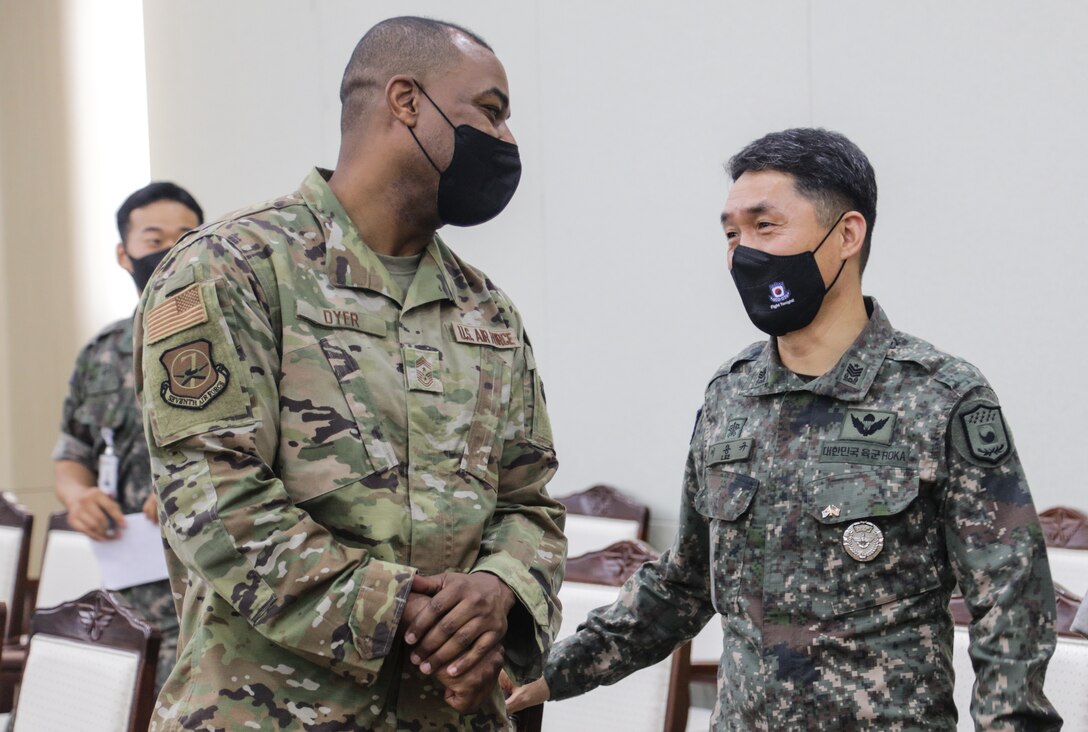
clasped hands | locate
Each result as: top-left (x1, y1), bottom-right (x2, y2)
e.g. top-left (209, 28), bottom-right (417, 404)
top-left (401, 571), bottom-right (516, 713)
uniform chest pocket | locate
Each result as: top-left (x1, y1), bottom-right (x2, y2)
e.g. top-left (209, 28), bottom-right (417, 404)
top-left (695, 468), bottom-right (759, 614)
top-left (801, 468), bottom-right (939, 618)
top-left (277, 316), bottom-right (399, 505)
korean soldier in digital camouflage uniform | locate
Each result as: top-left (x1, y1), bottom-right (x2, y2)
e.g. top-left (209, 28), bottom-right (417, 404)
top-left (54, 182), bottom-right (204, 692)
top-left (134, 17), bottom-right (565, 732)
top-left (507, 128), bottom-right (1062, 730)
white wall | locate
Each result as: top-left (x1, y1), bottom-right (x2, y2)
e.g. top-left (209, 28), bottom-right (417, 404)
top-left (142, 1), bottom-right (1088, 548)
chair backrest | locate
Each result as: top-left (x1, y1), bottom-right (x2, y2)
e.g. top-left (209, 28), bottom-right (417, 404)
top-left (1039, 506), bottom-right (1088, 594)
top-left (12, 590), bottom-right (159, 732)
top-left (556, 485), bottom-right (650, 560)
top-left (36, 512), bottom-right (103, 610)
top-left (535, 540), bottom-right (686, 732)
top-left (0, 492), bottom-right (32, 643)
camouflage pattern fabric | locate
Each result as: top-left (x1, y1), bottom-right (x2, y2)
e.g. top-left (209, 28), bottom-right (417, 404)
top-left (134, 168), bottom-right (565, 732)
top-left (544, 298), bottom-right (1061, 731)
top-left (52, 315), bottom-right (179, 692)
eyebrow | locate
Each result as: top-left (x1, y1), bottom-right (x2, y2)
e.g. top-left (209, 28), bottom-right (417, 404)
top-left (720, 202), bottom-right (777, 224)
top-left (479, 86), bottom-right (510, 113)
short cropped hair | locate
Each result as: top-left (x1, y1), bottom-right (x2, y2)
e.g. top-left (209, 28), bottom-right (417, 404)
top-left (116, 182), bottom-right (203, 243)
top-left (728, 128), bottom-right (878, 273)
top-left (339, 16), bottom-right (492, 134)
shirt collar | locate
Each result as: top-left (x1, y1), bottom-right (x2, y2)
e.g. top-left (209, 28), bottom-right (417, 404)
top-left (298, 168), bottom-right (469, 311)
top-left (742, 297), bottom-right (895, 402)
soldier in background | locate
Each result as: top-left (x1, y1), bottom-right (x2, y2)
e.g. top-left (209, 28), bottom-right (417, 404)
top-left (53, 181), bottom-right (204, 692)
top-left (135, 16), bottom-right (564, 732)
top-left (507, 128), bottom-right (1061, 730)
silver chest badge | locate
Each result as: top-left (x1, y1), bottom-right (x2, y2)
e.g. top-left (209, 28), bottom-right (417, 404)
top-left (842, 521), bottom-right (884, 562)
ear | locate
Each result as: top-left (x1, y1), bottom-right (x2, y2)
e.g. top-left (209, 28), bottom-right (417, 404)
top-left (116, 242), bottom-right (133, 274)
top-left (386, 75), bottom-right (421, 128)
top-left (838, 211), bottom-right (867, 261)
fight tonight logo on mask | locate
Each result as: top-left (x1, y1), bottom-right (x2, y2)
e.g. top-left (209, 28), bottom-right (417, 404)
top-left (408, 80), bottom-right (522, 227)
top-left (730, 212), bottom-right (846, 337)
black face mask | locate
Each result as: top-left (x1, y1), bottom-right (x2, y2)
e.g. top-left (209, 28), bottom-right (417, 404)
top-left (730, 212), bottom-right (847, 337)
top-left (128, 248), bottom-right (170, 293)
top-left (408, 81), bottom-right (522, 227)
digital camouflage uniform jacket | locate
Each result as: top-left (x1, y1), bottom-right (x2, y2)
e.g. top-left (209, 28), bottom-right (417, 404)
top-left (544, 299), bottom-right (1061, 731)
top-left (135, 169), bottom-right (565, 732)
top-left (53, 315), bottom-right (179, 691)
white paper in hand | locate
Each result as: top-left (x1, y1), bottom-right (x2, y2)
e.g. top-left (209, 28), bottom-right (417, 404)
top-left (90, 513), bottom-right (170, 590)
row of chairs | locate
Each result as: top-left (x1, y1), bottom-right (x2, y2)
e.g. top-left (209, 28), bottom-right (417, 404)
top-left (2, 489), bottom-right (1086, 731)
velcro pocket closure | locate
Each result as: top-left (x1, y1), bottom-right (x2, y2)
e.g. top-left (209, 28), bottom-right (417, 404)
top-left (695, 469), bottom-right (759, 521)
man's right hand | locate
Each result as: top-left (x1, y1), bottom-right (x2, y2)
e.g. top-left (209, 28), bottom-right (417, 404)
top-left (65, 486), bottom-right (126, 541)
top-left (500, 670), bottom-right (551, 713)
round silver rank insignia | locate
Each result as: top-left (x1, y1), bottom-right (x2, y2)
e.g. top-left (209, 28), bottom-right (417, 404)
top-left (842, 521), bottom-right (884, 562)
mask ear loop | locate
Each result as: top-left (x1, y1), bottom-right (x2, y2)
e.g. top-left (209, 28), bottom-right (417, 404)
top-left (405, 79), bottom-right (454, 174)
top-left (812, 211), bottom-right (850, 293)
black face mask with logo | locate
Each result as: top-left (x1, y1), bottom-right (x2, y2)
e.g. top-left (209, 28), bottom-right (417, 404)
top-left (128, 248), bottom-right (170, 293)
top-left (407, 80), bottom-right (522, 227)
top-left (730, 212), bottom-right (847, 337)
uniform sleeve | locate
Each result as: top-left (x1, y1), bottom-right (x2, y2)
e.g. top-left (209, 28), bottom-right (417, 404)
top-left (52, 352), bottom-right (95, 469)
top-left (542, 411), bottom-right (715, 700)
top-left (942, 387), bottom-right (1062, 730)
top-left (469, 328), bottom-right (566, 683)
top-left (135, 235), bottom-right (415, 687)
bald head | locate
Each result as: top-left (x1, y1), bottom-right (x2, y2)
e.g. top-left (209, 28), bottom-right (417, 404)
top-left (339, 16), bottom-right (492, 134)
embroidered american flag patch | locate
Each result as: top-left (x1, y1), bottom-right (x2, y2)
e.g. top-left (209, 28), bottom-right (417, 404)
top-left (146, 284), bottom-right (208, 344)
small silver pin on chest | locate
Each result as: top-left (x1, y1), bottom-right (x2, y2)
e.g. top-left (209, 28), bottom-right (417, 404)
top-left (842, 520), bottom-right (884, 562)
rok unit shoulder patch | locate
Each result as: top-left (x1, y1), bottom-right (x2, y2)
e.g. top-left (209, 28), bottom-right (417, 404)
top-left (159, 339), bottom-right (229, 409)
top-left (146, 284), bottom-right (208, 344)
top-left (956, 402), bottom-right (1011, 466)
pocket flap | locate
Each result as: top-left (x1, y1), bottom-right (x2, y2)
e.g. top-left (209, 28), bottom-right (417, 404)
top-left (806, 468), bottom-right (919, 524)
top-left (696, 469), bottom-right (759, 520)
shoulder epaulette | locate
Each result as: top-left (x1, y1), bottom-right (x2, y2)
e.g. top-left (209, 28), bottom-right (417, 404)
top-left (710, 341), bottom-right (765, 384)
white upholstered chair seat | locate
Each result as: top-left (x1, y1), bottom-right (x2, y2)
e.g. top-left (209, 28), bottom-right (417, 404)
top-left (1047, 547), bottom-right (1088, 596)
top-left (563, 515), bottom-right (642, 561)
top-left (36, 530), bottom-right (102, 609)
top-left (0, 527), bottom-right (22, 621)
top-left (12, 634), bottom-right (140, 731)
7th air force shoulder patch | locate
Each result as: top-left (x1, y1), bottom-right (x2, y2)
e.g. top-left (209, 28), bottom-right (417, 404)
top-left (951, 397), bottom-right (1012, 467)
top-left (143, 279), bottom-right (251, 446)
top-left (160, 338), bottom-right (229, 409)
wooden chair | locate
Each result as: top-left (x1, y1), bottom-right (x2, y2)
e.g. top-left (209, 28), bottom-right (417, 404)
top-left (1038, 506), bottom-right (1088, 594)
top-left (0, 493), bottom-right (32, 713)
top-left (666, 615), bottom-right (722, 731)
top-left (517, 539), bottom-right (690, 732)
top-left (556, 484), bottom-right (650, 560)
top-left (951, 584), bottom-right (1087, 731)
top-left (9, 590), bottom-right (160, 732)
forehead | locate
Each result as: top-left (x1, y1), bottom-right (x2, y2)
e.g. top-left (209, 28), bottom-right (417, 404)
top-left (723, 170), bottom-right (814, 218)
top-left (441, 36), bottom-right (509, 95)
top-left (128, 199), bottom-right (199, 230)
